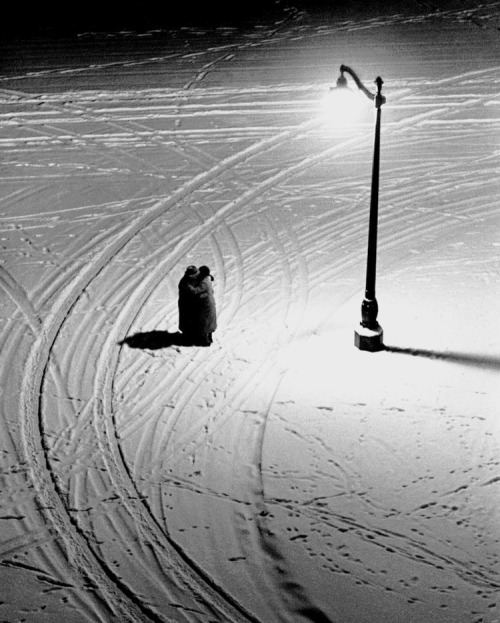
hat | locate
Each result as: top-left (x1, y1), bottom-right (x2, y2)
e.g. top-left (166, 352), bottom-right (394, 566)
top-left (185, 265), bottom-right (197, 275)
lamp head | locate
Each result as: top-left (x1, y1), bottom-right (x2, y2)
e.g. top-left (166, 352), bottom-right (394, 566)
top-left (335, 72), bottom-right (349, 89)
top-left (322, 71), bottom-right (363, 127)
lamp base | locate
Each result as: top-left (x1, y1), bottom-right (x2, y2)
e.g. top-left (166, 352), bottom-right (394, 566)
top-left (354, 323), bottom-right (384, 352)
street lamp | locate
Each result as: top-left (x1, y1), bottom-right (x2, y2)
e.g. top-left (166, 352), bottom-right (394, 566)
top-left (330, 64), bottom-right (386, 352)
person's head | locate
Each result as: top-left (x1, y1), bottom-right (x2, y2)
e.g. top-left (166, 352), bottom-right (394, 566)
top-left (199, 265), bottom-right (211, 278)
top-left (185, 265), bottom-right (198, 276)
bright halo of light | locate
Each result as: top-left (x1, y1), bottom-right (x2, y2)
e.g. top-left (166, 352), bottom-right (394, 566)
top-left (321, 87), bottom-right (364, 128)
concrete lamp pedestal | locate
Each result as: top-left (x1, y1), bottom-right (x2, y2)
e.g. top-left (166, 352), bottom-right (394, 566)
top-left (354, 323), bottom-right (384, 352)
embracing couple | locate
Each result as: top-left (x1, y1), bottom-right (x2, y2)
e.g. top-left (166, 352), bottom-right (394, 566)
top-left (178, 265), bottom-right (217, 346)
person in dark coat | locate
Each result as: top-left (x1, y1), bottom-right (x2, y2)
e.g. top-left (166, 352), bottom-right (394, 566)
top-left (190, 265), bottom-right (217, 346)
top-left (178, 265), bottom-right (199, 344)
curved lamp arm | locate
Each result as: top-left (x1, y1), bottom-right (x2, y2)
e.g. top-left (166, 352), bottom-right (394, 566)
top-left (339, 64), bottom-right (386, 109)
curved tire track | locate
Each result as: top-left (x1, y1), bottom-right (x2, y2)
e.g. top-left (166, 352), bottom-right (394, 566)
top-left (14, 63), bottom-right (499, 621)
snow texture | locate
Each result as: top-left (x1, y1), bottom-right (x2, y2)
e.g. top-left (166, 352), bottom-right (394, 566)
top-left (0, 2), bottom-right (499, 622)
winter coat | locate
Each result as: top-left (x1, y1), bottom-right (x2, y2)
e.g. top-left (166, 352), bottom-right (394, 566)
top-left (190, 276), bottom-right (217, 335)
top-left (178, 272), bottom-right (199, 335)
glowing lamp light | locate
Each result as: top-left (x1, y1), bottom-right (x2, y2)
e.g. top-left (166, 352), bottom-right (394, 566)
top-left (321, 81), bottom-right (364, 127)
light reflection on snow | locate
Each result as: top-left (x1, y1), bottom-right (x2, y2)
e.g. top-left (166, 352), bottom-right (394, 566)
top-left (1, 5), bottom-right (499, 623)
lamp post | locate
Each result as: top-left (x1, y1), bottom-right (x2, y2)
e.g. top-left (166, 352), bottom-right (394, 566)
top-left (331, 64), bottom-right (386, 352)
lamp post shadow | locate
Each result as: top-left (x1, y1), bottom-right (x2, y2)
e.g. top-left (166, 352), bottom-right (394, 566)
top-left (383, 344), bottom-right (500, 371)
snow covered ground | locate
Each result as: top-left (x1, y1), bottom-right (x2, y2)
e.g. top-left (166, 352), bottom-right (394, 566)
top-left (0, 2), bottom-right (499, 622)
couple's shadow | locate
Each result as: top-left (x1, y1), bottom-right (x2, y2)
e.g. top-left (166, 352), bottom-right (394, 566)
top-left (119, 331), bottom-right (194, 350)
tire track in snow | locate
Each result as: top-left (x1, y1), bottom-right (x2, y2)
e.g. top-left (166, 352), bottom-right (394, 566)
top-left (0, 87), bottom-right (174, 180)
top-left (0, 9), bottom-right (301, 95)
top-left (1, 272), bottom-right (160, 620)
top-left (4, 177), bottom-right (215, 620)
top-left (0, 290), bottom-right (81, 607)
top-left (165, 90), bottom-right (499, 614)
top-left (0, 268), bottom-right (103, 490)
top-left (267, 496), bottom-right (500, 592)
top-left (0, 340), bottom-right (148, 619)
top-left (86, 100), bottom-right (478, 597)
top-left (15, 61), bottom-right (497, 620)
top-left (17, 113), bottom-right (333, 623)
top-left (0, 265), bottom-right (41, 332)
top-left (280, 2), bottom-right (500, 40)
top-left (203, 142), bottom-right (489, 622)
top-left (84, 102), bottom-right (466, 621)
top-left (93, 284), bottom-right (268, 620)
top-left (0, 53), bottom-right (186, 84)
top-left (12, 97), bottom-right (488, 560)
top-left (101, 207), bottom-right (302, 617)
top-left (88, 127), bottom-right (380, 619)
